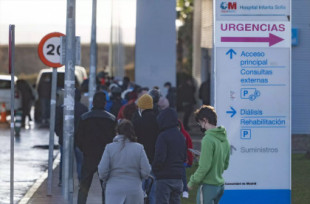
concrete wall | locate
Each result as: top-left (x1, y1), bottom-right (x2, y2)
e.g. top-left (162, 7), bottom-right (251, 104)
top-left (135, 0), bottom-right (176, 90)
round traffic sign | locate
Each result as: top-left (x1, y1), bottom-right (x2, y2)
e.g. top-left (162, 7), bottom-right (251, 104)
top-left (38, 32), bottom-right (65, 68)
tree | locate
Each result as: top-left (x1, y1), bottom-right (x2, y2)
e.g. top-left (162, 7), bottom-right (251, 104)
top-left (176, 0), bottom-right (194, 74)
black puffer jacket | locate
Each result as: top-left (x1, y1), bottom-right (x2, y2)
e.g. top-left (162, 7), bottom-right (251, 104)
top-left (152, 108), bottom-right (187, 180)
top-left (76, 109), bottom-right (116, 164)
top-left (132, 109), bottom-right (159, 164)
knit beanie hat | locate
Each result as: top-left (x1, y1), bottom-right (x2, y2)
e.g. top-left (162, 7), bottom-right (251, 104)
top-left (158, 96), bottom-right (169, 110)
top-left (137, 94), bottom-right (153, 110)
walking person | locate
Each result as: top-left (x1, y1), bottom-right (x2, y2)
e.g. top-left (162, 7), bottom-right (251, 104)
top-left (148, 88), bottom-right (161, 116)
top-left (152, 108), bottom-right (187, 204)
top-left (37, 74), bottom-right (51, 126)
top-left (164, 82), bottom-right (177, 109)
top-left (16, 79), bottom-right (35, 127)
top-left (177, 120), bottom-right (193, 198)
top-left (199, 79), bottom-right (210, 105)
top-left (76, 92), bottom-right (117, 204)
top-left (98, 119), bottom-right (151, 204)
top-left (179, 77), bottom-right (196, 131)
top-left (188, 105), bottom-right (230, 204)
top-left (132, 94), bottom-right (159, 204)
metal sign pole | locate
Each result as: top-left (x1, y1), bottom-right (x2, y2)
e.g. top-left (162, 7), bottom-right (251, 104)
top-left (47, 68), bottom-right (57, 195)
top-left (88, 0), bottom-right (97, 110)
top-left (63, 0), bottom-right (76, 201)
top-left (9, 24), bottom-right (15, 204)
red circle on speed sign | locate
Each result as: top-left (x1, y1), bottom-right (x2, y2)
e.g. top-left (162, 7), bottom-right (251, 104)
top-left (38, 32), bottom-right (65, 68)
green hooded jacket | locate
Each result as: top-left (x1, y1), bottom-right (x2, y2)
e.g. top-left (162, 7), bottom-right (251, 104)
top-left (188, 126), bottom-right (230, 187)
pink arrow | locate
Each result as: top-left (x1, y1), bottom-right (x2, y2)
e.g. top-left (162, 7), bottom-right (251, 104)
top-left (221, 33), bottom-right (284, 47)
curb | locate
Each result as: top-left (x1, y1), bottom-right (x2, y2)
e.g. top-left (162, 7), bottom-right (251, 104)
top-left (18, 153), bottom-right (60, 204)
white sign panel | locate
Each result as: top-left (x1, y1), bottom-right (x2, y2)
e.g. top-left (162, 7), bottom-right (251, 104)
top-left (43, 37), bottom-right (61, 64)
top-left (217, 47), bottom-right (290, 188)
top-left (214, 0), bottom-right (291, 203)
top-left (215, 0), bottom-right (290, 21)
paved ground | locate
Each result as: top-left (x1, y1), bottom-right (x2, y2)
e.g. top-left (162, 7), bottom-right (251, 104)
top-left (21, 158), bottom-right (103, 204)
top-left (0, 121), bottom-right (58, 204)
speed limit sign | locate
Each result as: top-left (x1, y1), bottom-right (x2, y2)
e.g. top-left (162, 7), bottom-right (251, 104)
top-left (38, 32), bottom-right (65, 68)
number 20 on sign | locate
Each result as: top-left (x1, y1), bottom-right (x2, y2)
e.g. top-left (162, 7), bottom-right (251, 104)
top-left (38, 32), bottom-right (65, 68)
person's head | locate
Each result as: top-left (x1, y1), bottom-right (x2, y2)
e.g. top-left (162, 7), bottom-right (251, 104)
top-left (137, 87), bottom-right (149, 98)
top-left (158, 96), bottom-right (169, 111)
top-left (93, 91), bottom-right (106, 109)
top-left (164, 82), bottom-right (171, 88)
top-left (137, 94), bottom-right (153, 112)
top-left (194, 105), bottom-right (217, 132)
top-left (148, 89), bottom-right (160, 104)
top-left (116, 119), bottom-right (137, 142)
top-left (111, 86), bottom-right (122, 98)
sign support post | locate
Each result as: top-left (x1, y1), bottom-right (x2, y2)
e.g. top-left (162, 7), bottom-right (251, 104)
top-left (63, 0), bottom-right (76, 202)
top-left (89, 0), bottom-right (97, 110)
top-left (38, 32), bottom-right (64, 196)
top-left (47, 68), bottom-right (57, 195)
top-left (9, 24), bottom-right (15, 204)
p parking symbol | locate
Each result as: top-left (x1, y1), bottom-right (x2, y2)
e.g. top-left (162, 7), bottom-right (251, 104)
top-left (241, 129), bottom-right (251, 140)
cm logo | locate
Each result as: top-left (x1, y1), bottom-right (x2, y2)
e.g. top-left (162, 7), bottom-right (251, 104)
top-left (220, 2), bottom-right (237, 10)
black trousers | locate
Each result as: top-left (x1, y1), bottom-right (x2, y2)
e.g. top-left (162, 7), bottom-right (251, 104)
top-left (77, 158), bottom-right (105, 204)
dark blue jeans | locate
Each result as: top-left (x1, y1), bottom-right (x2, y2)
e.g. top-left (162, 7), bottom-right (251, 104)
top-left (182, 165), bottom-right (188, 192)
top-left (156, 179), bottom-right (183, 204)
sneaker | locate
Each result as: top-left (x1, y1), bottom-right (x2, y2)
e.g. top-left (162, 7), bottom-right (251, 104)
top-left (182, 191), bottom-right (189, 198)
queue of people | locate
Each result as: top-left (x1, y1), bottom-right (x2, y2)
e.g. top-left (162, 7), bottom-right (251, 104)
top-left (52, 75), bottom-right (230, 204)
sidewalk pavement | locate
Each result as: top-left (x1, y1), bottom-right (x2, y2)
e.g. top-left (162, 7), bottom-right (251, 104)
top-left (19, 155), bottom-right (103, 204)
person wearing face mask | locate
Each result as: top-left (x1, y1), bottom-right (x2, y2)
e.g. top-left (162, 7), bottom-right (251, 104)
top-left (132, 94), bottom-right (159, 204)
top-left (187, 105), bottom-right (230, 204)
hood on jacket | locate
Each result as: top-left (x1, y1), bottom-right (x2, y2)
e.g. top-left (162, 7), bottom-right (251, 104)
top-left (157, 108), bottom-right (178, 131)
top-left (207, 126), bottom-right (227, 142)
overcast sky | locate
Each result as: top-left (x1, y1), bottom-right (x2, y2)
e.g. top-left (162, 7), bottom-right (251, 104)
top-left (0, 0), bottom-right (136, 45)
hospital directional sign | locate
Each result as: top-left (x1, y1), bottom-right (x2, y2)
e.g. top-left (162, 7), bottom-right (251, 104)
top-left (214, 0), bottom-right (291, 203)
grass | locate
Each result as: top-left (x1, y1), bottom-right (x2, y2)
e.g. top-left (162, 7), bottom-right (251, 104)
top-left (181, 162), bottom-right (199, 204)
top-left (292, 153), bottom-right (310, 204)
top-left (181, 154), bottom-right (310, 204)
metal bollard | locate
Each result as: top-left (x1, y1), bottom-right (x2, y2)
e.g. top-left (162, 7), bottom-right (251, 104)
top-left (14, 110), bottom-right (22, 136)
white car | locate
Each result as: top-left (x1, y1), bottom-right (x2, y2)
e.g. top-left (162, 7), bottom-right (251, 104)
top-left (0, 75), bottom-right (22, 111)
